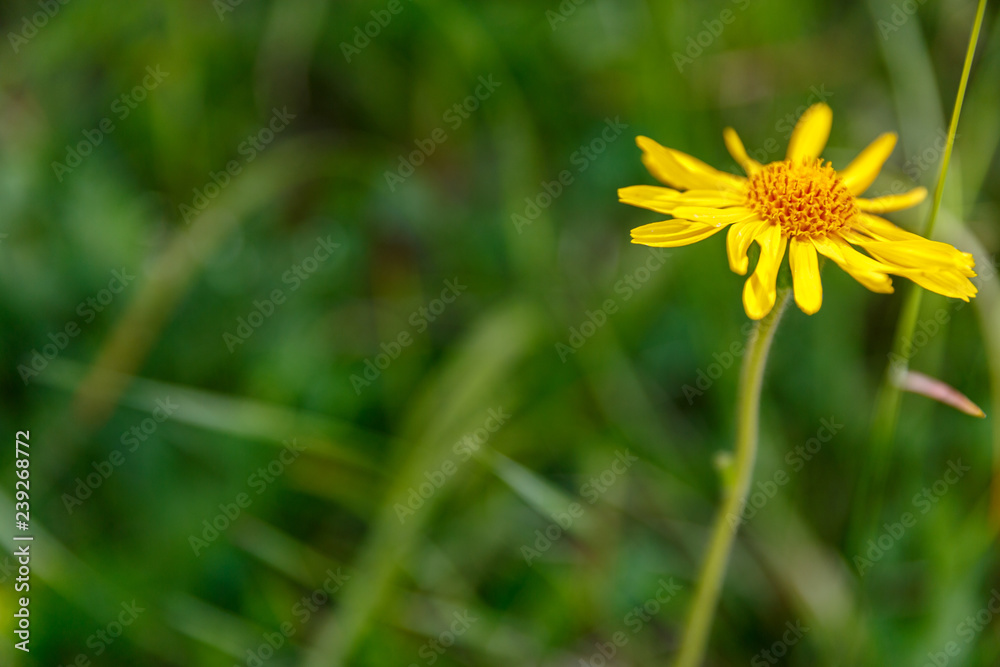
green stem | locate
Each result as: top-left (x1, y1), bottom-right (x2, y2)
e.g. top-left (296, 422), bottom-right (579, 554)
top-left (674, 288), bottom-right (791, 667)
top-left (924, 0), bottom-right (987, 240)
top-left (851, 0), bottom-right (989, 554)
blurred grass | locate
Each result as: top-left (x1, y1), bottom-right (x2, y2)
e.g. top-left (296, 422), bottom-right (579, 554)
top-left (1, 0), bottom-right (999, 665)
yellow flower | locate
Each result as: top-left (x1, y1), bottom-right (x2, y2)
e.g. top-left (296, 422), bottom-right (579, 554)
top-left (619, 103), bottom-right (977, 319)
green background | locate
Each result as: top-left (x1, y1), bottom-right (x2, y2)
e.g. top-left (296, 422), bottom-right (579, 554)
top-left (1, 0), bottom-right (1000, 664)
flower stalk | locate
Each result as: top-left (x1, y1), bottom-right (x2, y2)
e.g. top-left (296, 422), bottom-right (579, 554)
top-left (852, 0), bottom-right (989, 554)
top-left (674, 287), bottom-right (791, 667)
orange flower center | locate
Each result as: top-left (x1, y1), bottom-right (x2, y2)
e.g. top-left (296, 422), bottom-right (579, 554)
top-left (745, 158), bottom-right (857, 238)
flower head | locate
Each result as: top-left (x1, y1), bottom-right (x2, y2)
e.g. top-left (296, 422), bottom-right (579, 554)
top-left (619, 103), bottom-right (977, 319)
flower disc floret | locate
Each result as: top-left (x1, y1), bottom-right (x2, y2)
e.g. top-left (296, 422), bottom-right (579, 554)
top-left (745, 158), bottom-right (857, 239)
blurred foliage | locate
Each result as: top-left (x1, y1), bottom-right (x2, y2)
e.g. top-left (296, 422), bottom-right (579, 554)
top-left (1, 0), bottom-right (999, 665)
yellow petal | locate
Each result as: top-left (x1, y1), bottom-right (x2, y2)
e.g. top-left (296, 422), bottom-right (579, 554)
top-left (905, 269), bottom-right (978, 300)
top-left (849, 237), bottom-right (976, 276)
top-left (670, 206), bottom-right (755, 223)
top-left (785, 103), bottom-right (833, 162)
top-left (851, 213), bottom-right (924, 242)
top-left (726, 218), bottom-right (767, 275)
top-left (630, 218), bottom-right (729, 247)
top-left (673, 190), bottom-right (746, 206)
top-left (790, 239), bottom-right (822, 314)
top-left (856, 187), bottom-right (927, 213)
top-left (669, 149), bottom-right (747, 191)
top-left (618, 185), bottom-right (743, 214)
top-left (618, 185), bottom-right (682, 213)
top-left (813, 235), bottom-right (894, 293)
top-left (723, 127), bottom-right (762, 176)
top-left (823, 233), bottom-right (977, 300)
top-left (636, 136), bottom-right (745, 192)
top-left (838, 133), bottom-right (897, 195)
top-left (742, 224), bottom-right (788, 320)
